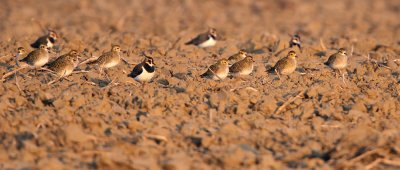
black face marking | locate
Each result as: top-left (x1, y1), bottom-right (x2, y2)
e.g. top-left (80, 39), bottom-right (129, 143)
top-left (49, 37), bottom-right (55, 43)
top-left (144, 63), bottom-right (155, 73)
top-left (209, 34), bottom-right (216, 39)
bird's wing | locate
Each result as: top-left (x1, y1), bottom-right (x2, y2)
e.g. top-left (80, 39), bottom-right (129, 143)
top-left (325, 54), bottom-right (337, 65)
top-left (228, 54), bottom-right (240, 61)
top-left (46, 55), bottom-right (69, 69)
top-left (45, 54), bottom-right (67, 67)
top-left (129, 63), bottom-right (144, 78)
top-left (185, 33), bottom-right (209, 45)
top-left (21, 50), bottom-right (40, 65)
top-left (274, 57), bottom-right (289, 71)
top-left (89, 52), bottom-right (111, 65)
top-left (30, 36), bottom-right (47, 48)
top-left (229, 61), bottom-right (243, 73)
top-left (200, 63), bottom-right (218, 77)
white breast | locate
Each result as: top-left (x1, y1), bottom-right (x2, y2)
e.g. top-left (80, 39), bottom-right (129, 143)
top-left (103, 59), bottom-right (120, 68)
top-left (34, 54), bottom-right (49, 67)
top-left (60, 68), bottom-right (74, 77)
top-left (239, 65), bottom-right (253, 75)
top-left (46, 39), bottom-right (53, 48)
top-left (213, 67), bottom-right (229, 80)
top-left (134, 67), bottom-right (155, 82)
top-left (198, 38), bottom-right (217, 48)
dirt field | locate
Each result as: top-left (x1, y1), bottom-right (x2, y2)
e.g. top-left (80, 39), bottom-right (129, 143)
top-left (1, 0), bottom-right (400, 169)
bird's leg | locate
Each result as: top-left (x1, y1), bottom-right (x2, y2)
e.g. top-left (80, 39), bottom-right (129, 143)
top-left (334, 69), bottom-right (338, 79)
top-left (71, 70), bottom-right (89, 74)
top-left (47, 76), bottom-right (64, 85)
top-left (121, 57), bottom-right (132, 65)
top-left (125, 80), bottom-right (140, 87)
top-left (1, 66), bottom-right (26, 81)
top-left (339, 69), bottom-right (347, 85)
top-left (104, 70), bottom-right (111, 81)
top-left (141, 82), bottom-right (146, 88)
top-left (36, 121), bottom-right (48, 130)
top-left (99, 67), bottom-right (103, 75)
top-left (275, 69), bottom-right (281, 80)
top-left (297, 44), bottom-right (303, 53)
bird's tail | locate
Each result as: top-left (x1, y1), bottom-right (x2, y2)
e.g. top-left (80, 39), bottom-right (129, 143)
top-left (297, 44), bottom-right (302, 52)
top-left (86, 60), bottom-right (98, 65)
top-left (30, 41), bottom-right (40, 49)
top-left (266, 65), bottom-right (275, 73)
top-left (185, 40), bottom-right (193, 45)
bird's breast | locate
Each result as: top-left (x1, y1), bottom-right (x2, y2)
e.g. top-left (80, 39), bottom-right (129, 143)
top-left (134, 67), bottom-right (155, 82)
top-left (198, 38), bottom-right (217, 48)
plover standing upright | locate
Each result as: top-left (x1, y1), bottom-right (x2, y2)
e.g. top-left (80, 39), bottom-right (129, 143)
top-left (19, 44), bottom-right (50, 68)
top-left (15, 47), bottom-right (26, 67)
top-left (324, 48), bottom-right (348, 79)
top-left (89, 45), bottom-right (122, 73)
top-left (289, 34), bottom-right (302, 52)
top-left (129, 57), bottom-right (156, 82)
top-left (2, 45), bottom-right (50, 80)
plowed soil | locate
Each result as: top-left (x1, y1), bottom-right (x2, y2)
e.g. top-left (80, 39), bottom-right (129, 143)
top-left (1, 0), bottom-right (400, 169)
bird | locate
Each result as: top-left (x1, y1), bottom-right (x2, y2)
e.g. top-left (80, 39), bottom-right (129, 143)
top-left (46, 50), bottom-right (80, 77)
top-left (229, 56), bottom-right (255, 76)
top-left (289, 34), bottom-right (302, 52)
top-left (185, 28), bottom-right (217, 48)
top-left (200, 57), bottom-right (229, 80)
top-left (31, 30), bottom-right (58, 49)
top-left (15, 47), bottom-right (26, 67)
top-left (19, 44), bottom-right (50, 68)
top-left (269, 50), bottom-right (297, 79)
top-left (228, 49), bottom-right (247, 64)
top-left (2, 45), bottom-right (50, 80)
top-left (1, 47), bottom-right (27, 81)
top-left (324, 48), bottom-right (348, 77)
top-left (129, 57), bottom-right (156, 82)
top-left (89, 45), bottom-right (122, 72)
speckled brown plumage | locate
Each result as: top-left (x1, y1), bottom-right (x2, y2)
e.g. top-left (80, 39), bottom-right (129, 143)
top-left (47, 50), bottom-right (80, 76)
top-left (325, 48), bottom-right (348, 70)
top-left (90, 45), bottom-right (122, 69)
top-left (229, 56), bottom-right (254, 76)
top-left (200, 57), bottom-right (229, 80)
top-left (19, 45), bottom-right (50, 67)
top-left (272, 51), bottom-right (297, 75)
top-left (228, 50), bottom-right (247, 64)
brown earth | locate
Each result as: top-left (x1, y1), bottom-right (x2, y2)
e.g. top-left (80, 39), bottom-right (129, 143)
top-left (1, 0), bottom-right (400, 169)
